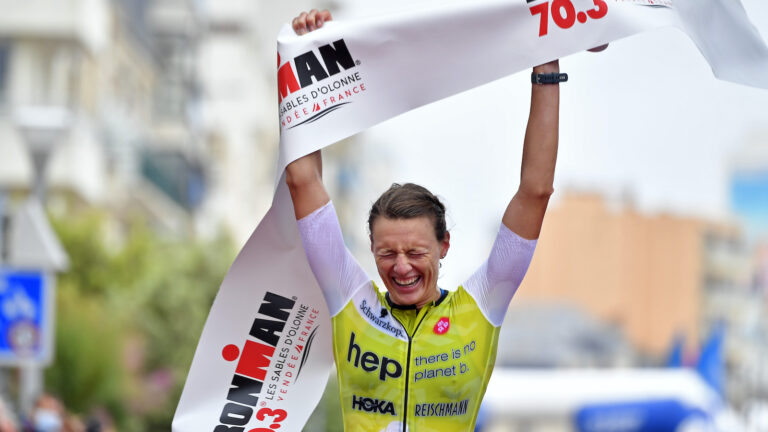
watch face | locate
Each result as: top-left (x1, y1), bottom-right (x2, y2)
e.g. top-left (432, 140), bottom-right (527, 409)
top-left (8, 320), bottom-right (40, 357)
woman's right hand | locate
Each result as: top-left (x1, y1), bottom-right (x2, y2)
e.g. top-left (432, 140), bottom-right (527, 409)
top-left (292, 9), bottom-right (333, 35)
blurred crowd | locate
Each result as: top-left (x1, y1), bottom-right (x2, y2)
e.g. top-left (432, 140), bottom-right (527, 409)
top-left (0, 394), bottom-right (114, 432)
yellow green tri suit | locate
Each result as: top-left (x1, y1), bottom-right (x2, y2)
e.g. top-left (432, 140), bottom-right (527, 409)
top-left (297, 202), bottom-right (536, 432)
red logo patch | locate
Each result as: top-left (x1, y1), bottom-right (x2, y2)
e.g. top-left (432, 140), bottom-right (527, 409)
top-left (434, 317), bottom-right (450, 335)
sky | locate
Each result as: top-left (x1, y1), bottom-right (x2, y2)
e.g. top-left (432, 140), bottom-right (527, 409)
top-left (314, 0), bottom-right (768, 284)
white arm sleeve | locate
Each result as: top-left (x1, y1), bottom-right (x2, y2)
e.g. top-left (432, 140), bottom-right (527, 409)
top-left (296, 201), bottom-right (371, 316)
top-left (463, 223), bottom-right (537, 326)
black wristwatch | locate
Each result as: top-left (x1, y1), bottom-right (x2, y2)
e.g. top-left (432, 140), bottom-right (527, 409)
top-left (531, 72), bottom-right (568, 84)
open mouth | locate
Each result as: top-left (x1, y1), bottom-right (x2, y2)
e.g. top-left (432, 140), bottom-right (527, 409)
top-left (392, 276), bottom-right (421, 288)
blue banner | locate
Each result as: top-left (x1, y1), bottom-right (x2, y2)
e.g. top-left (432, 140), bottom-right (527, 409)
top-left (575, 399), bottom-right (709, 432)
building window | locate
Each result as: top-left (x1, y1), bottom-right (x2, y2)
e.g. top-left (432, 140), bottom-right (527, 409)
top-left (141, 149), bottom-right (206, 211)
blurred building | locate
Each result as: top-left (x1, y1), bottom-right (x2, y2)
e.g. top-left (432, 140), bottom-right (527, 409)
top-left (196, 0), bottom-right (279, 242)
top-left (512, 191), bottom-right (768, 410)
top-left (145, 0), bottom-right (207, 224)
top-left (0, 0), bottom-right (208, 236)
top-left (518, 192), bottom-right (708, 356)
top-left (727, 134), bottom-right (768, 413)
top-left (195, 0), bottom-right (338, 243)
top-left (498, 302), bottom-right (636, 368)
top-left (730, 133), bottom-right (768, 292)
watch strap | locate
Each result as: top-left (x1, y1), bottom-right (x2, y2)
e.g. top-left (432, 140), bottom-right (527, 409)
top-left (531, 72), bottom-right (568, 84)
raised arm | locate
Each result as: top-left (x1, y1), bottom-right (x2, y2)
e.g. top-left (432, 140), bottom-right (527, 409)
top-left (285, 9), bottom-right (334, 219)
top-left (463, 60), bottom-right (561, 324)
top-left (286, 150), bottom-right (330, 219)
top-left (502, 60), bottom-right (560, 240)
top-left (284, 10), bottom-right (371, 316)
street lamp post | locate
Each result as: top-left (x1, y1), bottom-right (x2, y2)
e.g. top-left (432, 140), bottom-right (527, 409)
top-left (15, 106), bottom-right (72, 202)
top-left (9, 106), bottom-right (71, 415)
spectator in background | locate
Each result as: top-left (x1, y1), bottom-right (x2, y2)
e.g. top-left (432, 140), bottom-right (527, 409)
top-left (62, 415), bottom-right (85, 432)
top-left (0, 396), bottom-right (18, 432)
top-left (27, 394), bottom-right (63, 432)
top-left (85, 407), bottom-right (115, 432)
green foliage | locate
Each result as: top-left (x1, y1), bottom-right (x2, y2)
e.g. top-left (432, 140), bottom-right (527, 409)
top-left (45, 282), bottom-right (126, 419)
top-left (45, 211), bottom-right (235, 430)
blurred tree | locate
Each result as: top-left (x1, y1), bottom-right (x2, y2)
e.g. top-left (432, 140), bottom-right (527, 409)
top-left (46, 211), bottom-right (235, 430)
top-left (46, 278), bottom-right (126, 420)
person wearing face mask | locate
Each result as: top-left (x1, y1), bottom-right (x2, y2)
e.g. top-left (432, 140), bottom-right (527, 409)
top-left (27, 394), bottom-right (63, 432)
top-left (286, 9), bottom-right (570, 432)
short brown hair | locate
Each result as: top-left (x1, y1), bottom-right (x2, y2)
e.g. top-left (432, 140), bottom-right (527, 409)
top-left (368, 183), bottom-right (447, 241)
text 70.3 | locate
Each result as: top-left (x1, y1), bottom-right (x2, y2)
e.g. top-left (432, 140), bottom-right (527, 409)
top-left (529, 0), bottom-right (609, 37)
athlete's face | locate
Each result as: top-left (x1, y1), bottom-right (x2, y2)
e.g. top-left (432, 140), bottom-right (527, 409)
top-left (370, 216), bottom-right (450, 309)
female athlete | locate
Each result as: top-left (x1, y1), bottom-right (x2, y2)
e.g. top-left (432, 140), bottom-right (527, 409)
top-left (286, 9), bottom-right (564, 432)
